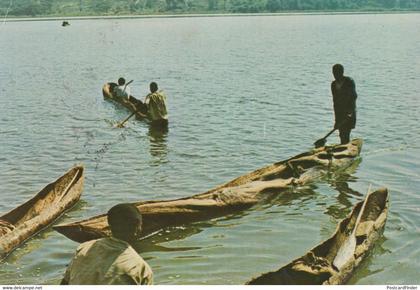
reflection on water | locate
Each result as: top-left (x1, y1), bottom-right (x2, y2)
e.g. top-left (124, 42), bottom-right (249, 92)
top-left (347, 236), bottom-right (388, 284)
top-left (326, 180), bottom-right (362, 220)
top-left (0, 231), bottom-right (53, 284)
top-left (326, 177), bottom-right (363, 220)
top-left (256, 184), bottom-right (319, 211)
top-left (1, 232), bottom-right (46, 264)
top-left (148, 124), bottom-right (169, 166)
top-left (134, 226), bottom-right (202, 254)
top-left (322, 159), bottom-right (363, 219)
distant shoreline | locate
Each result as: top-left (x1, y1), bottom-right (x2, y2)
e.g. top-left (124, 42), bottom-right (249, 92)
top-left (4, 10), bottom-right (420, 23)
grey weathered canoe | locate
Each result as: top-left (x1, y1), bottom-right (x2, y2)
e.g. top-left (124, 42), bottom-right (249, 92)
top-left (0, 166), bottom-right (84, 261)
top-left (102, 82), bottom-right (148, 120)
top-left (247, 187), bottom-right (389, 285)
top-left (54, 139), bottom-right (362, 243)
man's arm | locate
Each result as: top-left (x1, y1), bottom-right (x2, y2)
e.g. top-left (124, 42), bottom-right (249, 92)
top-left (347, 78), bottom-right (357, 116)
top-left (144, 94), bottom-right (150, 105)
top-left (350, 78), bottom-right (357, 100)
top-left (331, 82), bottom-right (340, 129)
top-left (135, 258), bottom-right (154, 285)
top-left (124, 86), bottom-right (131, 99)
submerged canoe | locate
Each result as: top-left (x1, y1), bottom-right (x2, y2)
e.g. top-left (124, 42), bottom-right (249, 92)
top-left (247, 187), bottom-right (389, 285)
top-left (54, 139), bottom-right (363, 243)
top-left (102, 83), bottom-right (148, 120)
top-left (0, 166), bottom-right (84, 260)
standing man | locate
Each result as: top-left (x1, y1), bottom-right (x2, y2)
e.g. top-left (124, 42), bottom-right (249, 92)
top-left (144, 82), bottom-right (168, 128)
top-left (331, 64), bottom-right (358, 144)
top-left (61, 203), bottom-right (153, 285)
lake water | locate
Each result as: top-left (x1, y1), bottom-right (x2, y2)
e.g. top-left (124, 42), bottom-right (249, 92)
top-left (0, 13), bottom-right (419, 285)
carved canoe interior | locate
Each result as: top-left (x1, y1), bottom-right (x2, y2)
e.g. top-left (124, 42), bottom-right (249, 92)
top-left (0, 166), bottom-right (84, 259)
top-left (247, 188), bottom-right (389, 285)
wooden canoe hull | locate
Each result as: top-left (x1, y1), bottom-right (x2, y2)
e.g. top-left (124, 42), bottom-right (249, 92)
top-left (0, 166), bottom-right (84, 261)
top-left (102, 83), bottom-right (147, 120)
top-left (247, 187), bottom-right (389, 285)
top-left (54, 139), bottom-right (363, 244)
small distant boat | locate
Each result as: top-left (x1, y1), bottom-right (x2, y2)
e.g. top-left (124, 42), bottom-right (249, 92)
top-left (0, 166), bottom-right (84, 261)
top-left (54, 139), bottom-right (363, 244)
top-left (102, 83), bottom-right (148, 121)
top-left (247, 187), bottom-right (389, 285)
top-left (62, 21), bottom-right (70, 27)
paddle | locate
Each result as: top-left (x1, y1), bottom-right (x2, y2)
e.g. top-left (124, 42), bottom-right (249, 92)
top-left (115, 109), bottom-right (146, 128)
top-left (333, 184), bottom-right (372, 270)
top-left (123, 80), bottom-right (133, 93)
top-left (115, 95), bottom-right (148, 128)
top-left (313, 118), bottom-right (349, 148)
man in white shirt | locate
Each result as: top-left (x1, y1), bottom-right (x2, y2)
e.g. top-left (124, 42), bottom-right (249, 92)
top-left (112, 77), bottom-right (131, 100)
top-left (61, 203), bottom-right (153, 285)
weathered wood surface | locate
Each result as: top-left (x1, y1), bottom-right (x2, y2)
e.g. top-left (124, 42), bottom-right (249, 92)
top-left (102, 83), bottom-right (147, 120)
top-left (247, 187), bottom-right (389, 285)
top-left (0, 166), bottom-right (84, 261)
top-left (54, 139), bottom-right (363, 243)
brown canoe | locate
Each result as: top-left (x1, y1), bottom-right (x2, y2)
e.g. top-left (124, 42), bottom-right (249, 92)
top-left (247, 187), bottom-right (389, 285)
top-left (102, 83), bottom-right (148, 120)
top-left (54, 139), bottom-right (362, 243)
top-left (0, 166), bottom-right (84, 261)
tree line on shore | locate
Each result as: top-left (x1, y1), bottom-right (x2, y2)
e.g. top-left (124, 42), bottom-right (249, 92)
top-left (1, 0), bottom-right (419, 17)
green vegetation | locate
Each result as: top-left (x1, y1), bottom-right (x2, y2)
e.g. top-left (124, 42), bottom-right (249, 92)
top-left (1, 0), bottom-right (419, 17)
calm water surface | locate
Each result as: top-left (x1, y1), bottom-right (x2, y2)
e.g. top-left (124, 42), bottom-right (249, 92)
top-left (0, 13), bottom-right (419, 284)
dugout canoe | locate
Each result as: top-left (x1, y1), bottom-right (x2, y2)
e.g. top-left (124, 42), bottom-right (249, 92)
top-left (54, 139), bottom-right (363, 243)
top-left (0, 166), bottom-right (84, 260)
top-left (247, 187), bottom-right (389, 285)
top-left (102, 83), bottom-right (148, 120)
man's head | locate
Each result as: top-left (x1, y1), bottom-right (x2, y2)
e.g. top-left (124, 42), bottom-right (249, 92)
top-left (332, 64), bottom-right (344, 81)
top-left (107, 203), bottom-right (142, 243)
top-left (150, 82), bottom-right (158, 93)
top-left (118, 77), bottom-right (126, 86)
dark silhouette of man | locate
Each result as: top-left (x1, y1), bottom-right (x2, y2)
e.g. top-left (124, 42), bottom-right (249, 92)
top-left (331, 64), bottom-right (358, 144)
